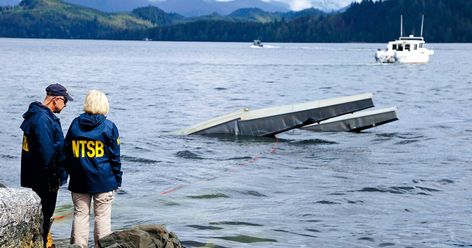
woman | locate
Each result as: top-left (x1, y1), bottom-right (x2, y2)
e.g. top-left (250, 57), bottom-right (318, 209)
top-left (65, 90), bottom-right (122, 248)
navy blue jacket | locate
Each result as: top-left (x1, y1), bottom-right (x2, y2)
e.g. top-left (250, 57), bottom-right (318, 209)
top-left (65, 113), bottom-right (122, 194)
top-left (20, 102), bottom-right (67, 189)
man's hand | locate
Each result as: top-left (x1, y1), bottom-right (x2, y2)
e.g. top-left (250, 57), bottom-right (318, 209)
top-left (48, 171), bottom-right (60, 192)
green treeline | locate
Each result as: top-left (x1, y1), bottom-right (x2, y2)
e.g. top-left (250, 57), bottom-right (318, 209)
top-left (0, 0), bottom-right (153, 39)
top-left (1, 0), bottom-right (472, 42)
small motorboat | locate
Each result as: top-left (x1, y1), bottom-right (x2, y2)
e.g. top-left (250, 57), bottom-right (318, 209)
top-left (252, 40), bottom-right (263, 48)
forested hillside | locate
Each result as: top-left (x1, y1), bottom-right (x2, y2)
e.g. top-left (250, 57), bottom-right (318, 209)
top-left (0, 0), bottom-right (153, 39)
top-left (142, 0), bottom-right (472, 42)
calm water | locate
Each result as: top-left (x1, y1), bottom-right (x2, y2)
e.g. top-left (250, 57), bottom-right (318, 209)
top-left (1, 38), bottom-right (471, 248)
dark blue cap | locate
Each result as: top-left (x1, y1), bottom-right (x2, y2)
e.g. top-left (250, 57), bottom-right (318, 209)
top-left (46, 83), bottom-right (73, 101)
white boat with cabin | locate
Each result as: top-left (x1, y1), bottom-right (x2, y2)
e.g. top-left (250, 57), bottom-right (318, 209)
top-left (375, 15), bottom-right (434, 64)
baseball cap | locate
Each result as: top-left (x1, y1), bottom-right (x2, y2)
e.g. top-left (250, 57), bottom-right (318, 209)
top-left (46, 83), bottom-right (74, 102)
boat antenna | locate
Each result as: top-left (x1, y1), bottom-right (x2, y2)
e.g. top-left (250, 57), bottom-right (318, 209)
top-left (400, 15), bottom-right (403, 37)
top-left (420, 14), bottom-right (424, 37)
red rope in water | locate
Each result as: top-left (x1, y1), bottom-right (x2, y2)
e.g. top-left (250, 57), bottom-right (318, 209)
top-left (160, 137), bottom-right (279, 195)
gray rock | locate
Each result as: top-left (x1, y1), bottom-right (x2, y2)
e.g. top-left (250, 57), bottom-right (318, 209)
top-left (66, 245), bottom-right (82, 248)
top-left (51, 239), bottom-right (82, 248)
top-left (98, 224), bottom-right (183, 248)
top-left (0, 182), bottom-right (5, 188)
top-left (0, 188), bottom-right (43, 248)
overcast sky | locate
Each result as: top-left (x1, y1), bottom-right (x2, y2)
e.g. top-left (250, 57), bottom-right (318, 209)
top-left (272, 0), bottom-right (360, 11)
top-left (214, 0), bottom-right (361, 11)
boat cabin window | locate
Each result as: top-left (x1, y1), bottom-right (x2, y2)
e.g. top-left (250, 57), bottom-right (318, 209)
top-left (419, 44), bottom-right (423, 48)
top-left (397, 45), bottom-right (403, 51)
top-left (392, 44), bottom-right (398, 50)
top-left (405, 44), bottom-right (410, 51)
top-left (413, 44), bottom-right (417, 50)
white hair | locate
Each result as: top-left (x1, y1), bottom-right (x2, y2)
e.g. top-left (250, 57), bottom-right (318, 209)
top-left (83, 90), bottom-right (109, 115)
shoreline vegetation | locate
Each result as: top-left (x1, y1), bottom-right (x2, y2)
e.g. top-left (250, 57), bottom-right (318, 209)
top-left (0, 0), bottom-right (471, 42)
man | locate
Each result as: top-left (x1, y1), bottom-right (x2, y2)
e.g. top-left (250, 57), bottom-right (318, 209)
top-left (20, 83), bottom-right (73, 247)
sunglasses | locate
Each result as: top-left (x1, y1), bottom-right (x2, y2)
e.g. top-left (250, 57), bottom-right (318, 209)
top-left (55, 97), bottom-right (68, 104)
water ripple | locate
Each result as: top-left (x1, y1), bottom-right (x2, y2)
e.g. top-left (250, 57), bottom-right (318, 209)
top-left (379, 242), bottom-right (396, 247)
top-left (175, 150), bottom-right (204, 159)
top-left (209, 221), bottom-right (263, 227)
top-left (186, 225), bottom-right (223, 230)
top-left (356, 185), bottom-right (440, 195)
top-left (121, 155), bottom-right (161, 164)
top-left (288, 139), bottom-right (338, 145)
top-left (358, 237), bottom-right (375, 242)
top-left (1, 154), bottom-right (17, 159)
top-left (181, 241), bottom-right (228, 248)
top-left (212, 235), bottom-right (277, 243)
top-left (187, 193), bottom-right (229, 199)
top-left (238, 190), bottom-right (267, 197)
top-left (273, 229), bottom-right (318, 238)
top-left (437, 179), bottom-right (454, 185)
top-left (314, 200), bottom-right (341, 205)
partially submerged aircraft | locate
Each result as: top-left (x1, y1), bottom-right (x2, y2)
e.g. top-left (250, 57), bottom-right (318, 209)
top-left (301, 107), bottom-right (398, 132)
top-left (175, 93), bottom-right (398, 137)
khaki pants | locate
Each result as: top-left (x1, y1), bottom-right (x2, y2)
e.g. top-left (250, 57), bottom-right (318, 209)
top-left (71, 191), bottom-right (114, 248)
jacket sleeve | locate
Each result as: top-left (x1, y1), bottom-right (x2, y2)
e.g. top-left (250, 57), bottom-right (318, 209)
top-left (108, 123), bottom-right (122, 187)
top-left (63, 127), bottom-right (73, 173)
top-left (33, 115), bottom-right (56, 171)
top-left (58, 126), bottom-right (72, 186)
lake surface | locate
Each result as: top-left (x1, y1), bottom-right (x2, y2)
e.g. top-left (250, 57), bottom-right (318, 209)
top-left (1, 38), bottom-right (471, 247)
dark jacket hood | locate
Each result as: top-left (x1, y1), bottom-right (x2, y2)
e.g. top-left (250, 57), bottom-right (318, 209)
top-left (78, 113), bottom-right (106, 129)
top-left (22, 101), bottom-right (50, 119)
top-left (21, 102), bottom-right (55, 134)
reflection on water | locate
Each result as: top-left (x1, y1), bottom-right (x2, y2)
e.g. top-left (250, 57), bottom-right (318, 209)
top-left (1, 39), bottom-right (472, 247)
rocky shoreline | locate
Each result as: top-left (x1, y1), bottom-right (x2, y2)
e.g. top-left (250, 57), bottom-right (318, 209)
top-left (0, 186), bottom-right (43, 247)
top-left (0, 184), bottom-right (183, 248)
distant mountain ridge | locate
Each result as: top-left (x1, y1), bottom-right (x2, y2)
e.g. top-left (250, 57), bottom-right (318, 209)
top-left (0, 0), bottom-right (358, 13)
top-left (0, 0), bottom-right (322, 38)
top-left (56, 0), bottom-right (290, 16)
top-left (129, 6), bottom-right (324, 25)
top-left (132, 5), bottom-right (183, 25)
top-left (154, 0), bottom-right (289, 17)
top-left (309, 0), bottom-right (357, 12)
top-left (62, 0), bottom-right (149, 13)
top-left (228, 8), bottom-right (280, 23)
top-left (226, 7), bottom-right (324, 23)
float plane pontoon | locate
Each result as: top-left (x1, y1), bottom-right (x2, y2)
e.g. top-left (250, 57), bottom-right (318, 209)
top-left (174, 93), bottom-right (399, 137)
top-left (302, 107), bottom-right (398, 132)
